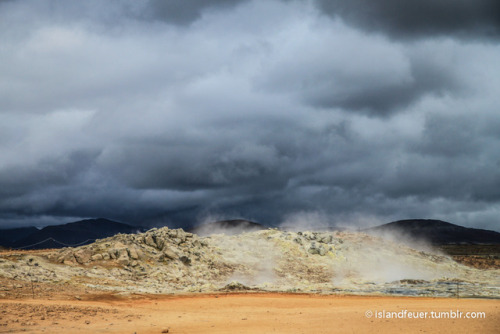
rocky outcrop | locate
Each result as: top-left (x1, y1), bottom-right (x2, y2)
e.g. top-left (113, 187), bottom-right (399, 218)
top-left (1, 227), bottom-right (499, 298)
top-left (48, 228), bottom-right (199, 267)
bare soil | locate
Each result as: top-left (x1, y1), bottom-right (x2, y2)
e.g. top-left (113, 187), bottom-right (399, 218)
top-left (0, 289), bottom-right (499, 334)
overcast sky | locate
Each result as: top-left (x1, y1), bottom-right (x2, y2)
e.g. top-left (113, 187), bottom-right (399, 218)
top-left (1, 0), bottom-right (499, 230)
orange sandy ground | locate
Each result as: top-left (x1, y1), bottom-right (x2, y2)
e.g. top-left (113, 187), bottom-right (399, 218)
top-left (0, 293), bottom-right (499, 334)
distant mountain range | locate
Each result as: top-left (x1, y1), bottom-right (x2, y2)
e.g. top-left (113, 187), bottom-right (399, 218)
top-left (1, 217), bottom-right (499, 250)
top-left (367, 219), bottom-right (500, 245)
top-left (0, 226), bottom-right (40, 248)
top-left (0, 218), bottom-right (143, 250)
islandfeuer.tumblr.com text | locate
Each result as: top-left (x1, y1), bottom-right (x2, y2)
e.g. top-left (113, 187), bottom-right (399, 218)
top-left (365, 309), bottom-right (486, 319)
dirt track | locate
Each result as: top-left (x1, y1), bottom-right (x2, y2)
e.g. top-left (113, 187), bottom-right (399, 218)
top-left (0, 293), bottom-right (498, 334)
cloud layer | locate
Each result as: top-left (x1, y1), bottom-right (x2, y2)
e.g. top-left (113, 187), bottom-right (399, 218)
top-left (1, 0), bottom-right (499, 230)
top-left (316, 0), bottom-right (500, 40)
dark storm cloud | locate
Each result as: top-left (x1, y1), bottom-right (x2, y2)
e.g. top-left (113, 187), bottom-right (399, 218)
top-left (254, 21), bottom-right (464, 116)
top-left (315, 0), bottom-right (500, 40)
top-left (142, 0), bottom-right (249, 25)
top-left (0, 150), bottom-right (99, 198)
top-left (301, 52), bottom-right (459, 116)
top-left (0, 0), bottom-right (499, 231)
top-left (98, 142), bottom-right (289, 191)
top-left (403, 113), bottom-right (500, 203)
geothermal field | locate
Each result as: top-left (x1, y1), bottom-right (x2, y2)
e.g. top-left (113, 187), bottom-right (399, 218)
top-left (0, 227), bottom-right (499, 333)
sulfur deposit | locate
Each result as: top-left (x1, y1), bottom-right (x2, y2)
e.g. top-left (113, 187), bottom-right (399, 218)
top-left (0, 228), bottom-right (498, 298)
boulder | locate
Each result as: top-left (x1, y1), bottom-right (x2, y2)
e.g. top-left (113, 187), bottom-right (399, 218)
top-left (117, 248), bottom-right (128, 258)
top-left (320, 235), bottom-right (333, 244)
top-left (155, 237), bottom-right (165, 250)
top-left (221, 281), bottom-right (252, 291)
top-left (179, 256), bottom-right (191, 265)
top-left (308, 243), bottom-right (326, 256)
top-left (127, 247), bottom-right (139, 260)
top-left (117, 253), bottom-right (130, 266)
top-left (144, 235), bottom-right (157, 248)
top-left (74, 249), bottom-right (93, 264)
top-left (308, 247), bottom-right (319, 255)
top-left (162, 248), bottom-right (177, 260)
top-left (91, 254), bottom-right (103, 261)
top-left (57, 251), bottom-right (73, 263)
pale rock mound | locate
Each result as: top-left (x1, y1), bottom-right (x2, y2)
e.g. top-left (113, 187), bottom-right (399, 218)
top-left (0, 228), bottom-right (498, 297)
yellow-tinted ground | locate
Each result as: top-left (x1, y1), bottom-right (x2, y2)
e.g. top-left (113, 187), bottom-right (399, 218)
top-left (1, 293), bottom-right (498, 334)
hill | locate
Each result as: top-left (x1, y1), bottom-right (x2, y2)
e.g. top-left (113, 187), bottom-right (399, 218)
top-left (0, 226), bottom-right (39, 248)
top-left (367, 219), bottom-right (500, 245)
top-left (4, 218), bottom-right (142, 250)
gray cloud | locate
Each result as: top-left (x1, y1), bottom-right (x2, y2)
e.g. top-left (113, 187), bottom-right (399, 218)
top-left (254, 21), bottom-right (463, 116)
top-left (142, 0), bottom-right (249, 25)
top-left (315, 0), bottom-right (500, 40)
top-left (0, 0), bottom-right (499, 231)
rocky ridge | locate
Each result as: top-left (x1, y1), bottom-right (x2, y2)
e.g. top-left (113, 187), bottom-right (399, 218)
top-left (0, 227), bottom-right (499, 297)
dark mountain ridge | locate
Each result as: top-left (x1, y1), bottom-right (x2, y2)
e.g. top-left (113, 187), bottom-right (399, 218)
top-left (1, 218), bottom-right (142, 250)
top-left (0, 226), bottom-right (39, 248)
top-left (2, 217), bottom-right (499, 250)
top-left (367, 219), bottom-right (500, 245)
